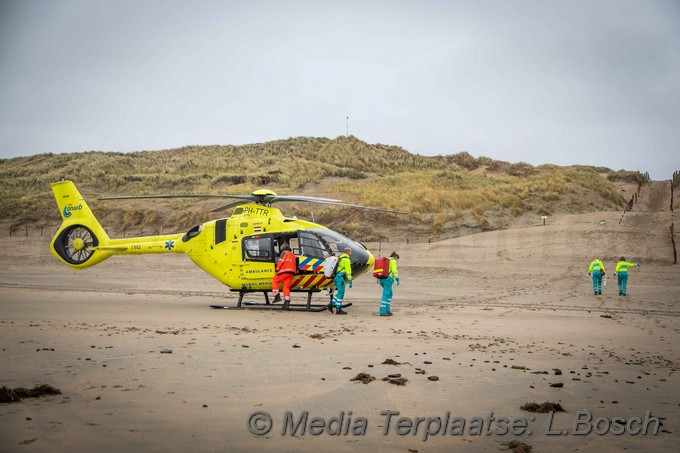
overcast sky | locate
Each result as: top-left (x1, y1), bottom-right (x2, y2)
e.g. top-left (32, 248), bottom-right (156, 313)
top-left (1, 0), bottom-right (678, 179)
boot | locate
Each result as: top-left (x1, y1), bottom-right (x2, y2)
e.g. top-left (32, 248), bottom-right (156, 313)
top-left (335, 308), bottom-right (347, 315)
top-left (272, 293), bottom-right (282, 303)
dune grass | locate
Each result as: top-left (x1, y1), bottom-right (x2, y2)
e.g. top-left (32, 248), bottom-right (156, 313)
top-left (0, 136), bottom-right (641, 236)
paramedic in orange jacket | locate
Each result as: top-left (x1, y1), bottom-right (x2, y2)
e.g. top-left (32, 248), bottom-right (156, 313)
top-left (272, 243), bottom-right (296, 309)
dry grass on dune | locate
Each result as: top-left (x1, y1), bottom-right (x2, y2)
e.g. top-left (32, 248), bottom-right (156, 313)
top-left (0, 136), bottom-right (647, 238)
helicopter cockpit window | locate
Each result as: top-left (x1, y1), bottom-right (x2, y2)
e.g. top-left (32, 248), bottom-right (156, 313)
top-left (243, 235), bottom-right (272, 261)
top-left (306, 228), bottom-right (370, 264)
top-left (298, 231), bottom-right (329, 259)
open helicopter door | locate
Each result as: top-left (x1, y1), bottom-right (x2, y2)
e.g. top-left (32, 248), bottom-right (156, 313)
top-left (212, 230), bottom-right (351, 312)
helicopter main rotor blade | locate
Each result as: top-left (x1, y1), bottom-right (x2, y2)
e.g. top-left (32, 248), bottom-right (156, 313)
top-left (262, 194), bottom-right (405, 213)
top-left (210, 200), bottom-right (251, 213)
top-left (98, 192), bottom-right (405, 215)
top-left (293, 199), bottom-right (407, 214)
top-left (268, 195), bottom-right (342, 203)
top-left (97, 194), bottom-right (256, 201)
top-left (97, 194), bottom-right (342, 203)
top-left (208, 195), bottom-right (368, 213)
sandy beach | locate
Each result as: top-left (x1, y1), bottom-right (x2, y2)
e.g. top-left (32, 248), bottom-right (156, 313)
top-left (1, 184), bottom-right (679, 452)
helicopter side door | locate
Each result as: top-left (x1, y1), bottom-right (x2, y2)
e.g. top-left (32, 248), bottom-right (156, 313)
top-left (239, 234), bottom-right (275, 290)
top-left (239, 233), bottom-right (301, 290)
top-left (239, 231), bottom-right (335, 291)
top-left (293, 231), bottom-right (334, 290)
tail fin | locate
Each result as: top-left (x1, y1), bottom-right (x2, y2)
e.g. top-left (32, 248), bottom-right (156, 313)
top-left (50, 181), bottom-right (112, 269)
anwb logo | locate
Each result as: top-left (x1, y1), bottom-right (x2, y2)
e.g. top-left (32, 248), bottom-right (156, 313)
top-left (62, 204), bottom-right (83, 218)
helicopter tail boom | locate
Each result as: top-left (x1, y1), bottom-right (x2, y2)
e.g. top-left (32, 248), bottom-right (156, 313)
top-left (51, 181), bottom-right (194, 270)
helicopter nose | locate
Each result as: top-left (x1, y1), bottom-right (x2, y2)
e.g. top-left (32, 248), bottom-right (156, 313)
top-left (351, 248), bottom-right (374, 278)
top-left (366, 250), bottom-right (375, 266)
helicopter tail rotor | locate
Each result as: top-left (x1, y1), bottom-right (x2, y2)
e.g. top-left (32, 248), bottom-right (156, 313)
top-left (50, 181), bottom-right (113, 269)
top-left (52, 224), bottom-right (99, 265)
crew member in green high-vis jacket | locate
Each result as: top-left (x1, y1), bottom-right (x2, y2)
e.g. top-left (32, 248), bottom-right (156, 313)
top-left (614, 257), bottom-right (640, 296)
top-left (588, 258), bottom-right (605, 295)
top-left (332, 248), bottom-right (353, 315)
top-left (378, 251), bottom-right (400, 316)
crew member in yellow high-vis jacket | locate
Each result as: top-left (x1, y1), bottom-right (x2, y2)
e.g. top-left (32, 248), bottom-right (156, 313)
top-left (331, 248), bottom-right (353, 315)
top-left (614, 257), bottom-right (640, 296)
top-left (378, 251), bottom-right (400, 316)
top-left (588, 258), bottom-right (605, 295)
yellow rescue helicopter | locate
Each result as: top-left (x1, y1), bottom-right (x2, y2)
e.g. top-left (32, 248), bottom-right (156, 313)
top-left (49, 180), bottom-right (401, 312)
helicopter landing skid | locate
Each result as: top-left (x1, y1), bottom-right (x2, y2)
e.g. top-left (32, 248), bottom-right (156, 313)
top-left (209, 290), bottom-right (352, 313)
top-left (209, 303), bottom-right (352, 312)
top-left (242, 301), bottom-right (353, 312)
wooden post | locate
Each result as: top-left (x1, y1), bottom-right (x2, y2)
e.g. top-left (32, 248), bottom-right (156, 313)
top-left (671, 180), bottom-right (674, 213)
top-left (671, 223), bottom-right (677, 265)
